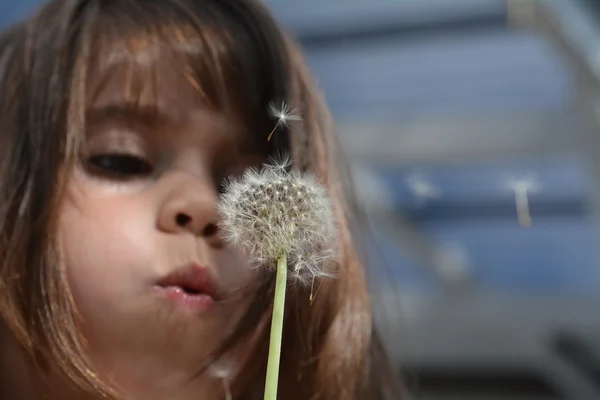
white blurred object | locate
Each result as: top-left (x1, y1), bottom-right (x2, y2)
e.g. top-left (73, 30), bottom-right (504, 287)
top-left (407, 174), bottom-right (441, 205)
top-left (433, 242), bottom-right (472, 285)
top-left (351, 163), bottom-right (394, 211)
top-left (505, 174), bottom-right (543, 227)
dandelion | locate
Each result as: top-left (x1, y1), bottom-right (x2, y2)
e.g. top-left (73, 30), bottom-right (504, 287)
top-left (219, 155), bottom-right (337, 285)
top-left (218, 155), bottom-right (337, 400)
top-left (266, 101), bottom-right (302, 141)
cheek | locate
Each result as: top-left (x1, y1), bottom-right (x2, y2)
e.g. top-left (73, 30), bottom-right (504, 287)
top-left (58, 194), bottom-right (156, 307)
top-left (214, 249), bottom-right (261, 290)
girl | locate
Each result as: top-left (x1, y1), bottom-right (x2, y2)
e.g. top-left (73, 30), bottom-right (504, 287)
top-left (0, 1), bottom-right (403, 399)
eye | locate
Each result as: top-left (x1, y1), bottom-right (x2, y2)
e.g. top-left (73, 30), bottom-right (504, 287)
top-left (86, 153), bottom-right (153, 179)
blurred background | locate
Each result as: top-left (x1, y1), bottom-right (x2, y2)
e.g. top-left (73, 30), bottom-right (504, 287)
top-left (4, 0), bottom-right (600, 398)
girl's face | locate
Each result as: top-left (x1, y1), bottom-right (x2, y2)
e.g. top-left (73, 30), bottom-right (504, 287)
top-left (58, 60), bottom-right (265, 399)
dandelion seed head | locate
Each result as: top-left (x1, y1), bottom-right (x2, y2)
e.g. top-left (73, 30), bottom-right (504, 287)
top-left (218, 156), bottom-right (337, 285)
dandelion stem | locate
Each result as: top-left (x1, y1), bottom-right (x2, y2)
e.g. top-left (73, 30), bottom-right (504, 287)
top-left (264, 252), bottom-right (287, 400)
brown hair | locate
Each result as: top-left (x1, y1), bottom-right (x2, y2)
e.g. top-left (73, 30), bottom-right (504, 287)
top-left (0, 1), bottom-right (403, 399)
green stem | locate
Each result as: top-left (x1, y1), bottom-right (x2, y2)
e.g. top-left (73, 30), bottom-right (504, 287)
top-left (264, 252), bottom-right (288, 400)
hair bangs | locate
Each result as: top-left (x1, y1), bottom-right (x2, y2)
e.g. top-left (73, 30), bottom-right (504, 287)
top-left (82, 0), bottom-right (287, 140)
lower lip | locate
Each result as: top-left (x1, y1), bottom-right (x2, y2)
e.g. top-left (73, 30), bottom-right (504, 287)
top-left (155, 286), bottom-right (215, 312)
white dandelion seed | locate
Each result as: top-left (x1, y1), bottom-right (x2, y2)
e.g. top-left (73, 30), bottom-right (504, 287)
top-left (209, 358), bottom-right (237, 400)
top-left (218, 155), bottom-right (338, 286)
top-left (266, 101), bottom-right (302, 141)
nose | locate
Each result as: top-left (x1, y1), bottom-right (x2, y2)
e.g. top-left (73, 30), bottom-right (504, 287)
top-left (157, 170), bottom-right (222, 247)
